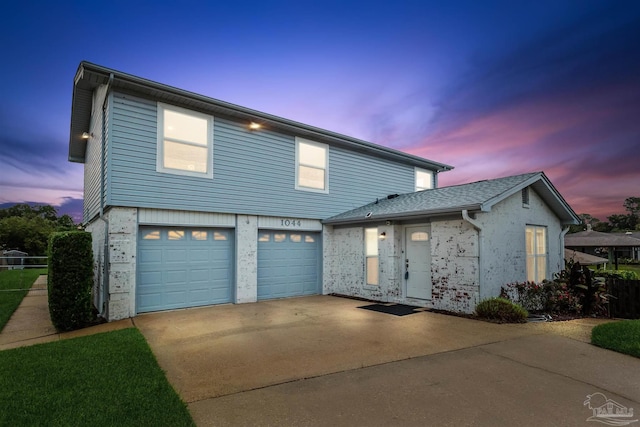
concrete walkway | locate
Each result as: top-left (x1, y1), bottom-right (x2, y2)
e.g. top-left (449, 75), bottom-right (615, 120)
top-left (0, 276), bottom-right (132, 351)
top-left (2, 280), bottom-right (638, 426)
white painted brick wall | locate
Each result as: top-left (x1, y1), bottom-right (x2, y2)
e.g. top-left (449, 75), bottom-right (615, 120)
top-left (236, 215), bottom-right (258, 303)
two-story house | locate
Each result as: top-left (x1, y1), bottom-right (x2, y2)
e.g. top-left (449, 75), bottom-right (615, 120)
top-left (69, 62), bottom-right (579, 321)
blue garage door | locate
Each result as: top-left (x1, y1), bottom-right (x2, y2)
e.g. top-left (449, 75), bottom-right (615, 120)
top-left (137, 227), bottom-right (234, 313)
top-left (257, 230), bottom-right (321, 300)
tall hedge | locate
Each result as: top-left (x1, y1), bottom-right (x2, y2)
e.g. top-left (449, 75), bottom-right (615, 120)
top-left (48, 231), bottom-right (94, 331)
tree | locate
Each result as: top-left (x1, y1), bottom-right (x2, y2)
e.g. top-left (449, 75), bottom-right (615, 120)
top-left (624, 197), bottom-right (640, 216)
top-left (0, 204), bottom-right (77, 255)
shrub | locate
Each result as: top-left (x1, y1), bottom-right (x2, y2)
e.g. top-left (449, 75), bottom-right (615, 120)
top-left (501, 280), bottom-right (581, 314)
top-left (475, 297), bottom-right (528, 323)
top-left (594, 270), bottom-right (640, 280)
top-left (48, 231), bottom-right (94, 331)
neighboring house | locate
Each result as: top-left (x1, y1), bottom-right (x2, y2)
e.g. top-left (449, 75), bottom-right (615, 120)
top-left (68, 62), bottom-right (579, 321)
top-left (565, 229), bottom-right (640, 267)
top-left (0, 250), bottom-right (28, 270)
top-left (612, 232), bottom-right (640, 261)
top-left (564, 249), bottom-right (608, 268)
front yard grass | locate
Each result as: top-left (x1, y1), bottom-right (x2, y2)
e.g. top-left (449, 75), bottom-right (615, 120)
top-left (0, 268), bottom-right (46, 331)
top-left (0, 328), bottom-right (194, 426)
top-left (591, 319), bottom-right (640, 358)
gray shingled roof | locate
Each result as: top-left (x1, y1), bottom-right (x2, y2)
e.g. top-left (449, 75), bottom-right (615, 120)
top-left (324, 172), bottom-right (579, 225)
top-left (565, 230), bottom-right (640, 247)
top-left (564, 249), bottom-right (608, 266)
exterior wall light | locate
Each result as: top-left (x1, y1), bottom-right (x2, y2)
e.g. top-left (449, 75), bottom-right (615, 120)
top-left (81, 132), bottom-right (92, 139)
top-left (379, 232), bottom-right (386, 240)
top-left (249, 122), bottom-right (262, 130)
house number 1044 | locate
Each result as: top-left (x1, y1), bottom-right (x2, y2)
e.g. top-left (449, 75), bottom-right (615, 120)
top-left (281, 219), bottom-right (302, 227)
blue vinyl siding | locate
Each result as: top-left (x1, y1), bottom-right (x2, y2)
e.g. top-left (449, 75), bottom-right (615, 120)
top-left (83, 89), bottom-right (111, 222)
top-left (108, 92), bottom-right (418, 219)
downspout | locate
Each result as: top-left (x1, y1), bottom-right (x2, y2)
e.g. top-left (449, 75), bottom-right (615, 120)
top-left (98, 73), bottom-right (114, 319)
top-left (462, 210), bottom-right (483, 304)
top-left (560, 226), bottom-right (570, 270)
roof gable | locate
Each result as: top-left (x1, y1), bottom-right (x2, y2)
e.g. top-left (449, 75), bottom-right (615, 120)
top-left (324, 172), bottom-right (580, 225)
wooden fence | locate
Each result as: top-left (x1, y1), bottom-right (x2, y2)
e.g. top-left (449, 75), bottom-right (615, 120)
top-left (607, 279), bottom-right (640, 319)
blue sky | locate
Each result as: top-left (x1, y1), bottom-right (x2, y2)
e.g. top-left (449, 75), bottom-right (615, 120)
top-left (1, 0), bottom-right (639, 221)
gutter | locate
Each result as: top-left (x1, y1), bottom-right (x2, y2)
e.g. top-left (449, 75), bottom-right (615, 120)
top-left (323, 204), bottom-right (484, 226)
top-left (462, 210), bottom-right (484, 302)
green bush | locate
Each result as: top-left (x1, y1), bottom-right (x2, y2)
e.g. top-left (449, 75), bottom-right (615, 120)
top-left (475, 297), bottom-right (528, 323)
top-left (594, 270), bottom-right (640, 280)
top-left (48, 231), bottom-right (94, 331)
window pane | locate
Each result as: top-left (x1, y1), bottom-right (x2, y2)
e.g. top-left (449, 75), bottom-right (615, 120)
top-left (290, 234), bottom-right (302, 243)
top-left (168, 230), bottom-right (185, 240)
top-left (536, 228), bottom-right (546, 254)
top-left (298, 165), bottom-right (325, 189)
top-left (525, 227), bottom-right (534, 255)
top-left (526, 257), bottom-right (536, 282)
top-left (366, 257), bottom-right (379, 285)
top-left (164, 140), bottom-right (208, 173)
top-left (365, 228), bottom-right (378, 256)
top-left (274, 233), bottom-right (286, 242)
top-left (411, 231), bottom-right (429, 241)
top-left (192, 231), bottom-right (207, 240)
top-left (536, 256), bottom-right (546, 281)
top-left (416, 169), bottom-right (433, 190)
top-left (164, 109), bottom-right (208, 146)
top-left (305, 235), bottom-right (315, 243)
top-left (258, 233), bottom-right (270, 242)
top-left (142, 230), bottom-right (160, 240)
top-left (214, 231), bottom-right (228, 241)
top-left (299, 142), bottom-right (326, 168)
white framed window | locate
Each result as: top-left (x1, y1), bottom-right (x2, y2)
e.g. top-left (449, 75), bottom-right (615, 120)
top-left (365, 228), bottom-right (379, 286)
top-left (526, 225), bottom-right (547, 282)
top-left (296, 137), bottom-right (328, 193)
top-left (157, 103), bottom-right (213, 178)
top-left (415, 168), bottom-right (433, 191)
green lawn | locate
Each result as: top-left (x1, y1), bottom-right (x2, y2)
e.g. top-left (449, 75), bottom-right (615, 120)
top-left (0, 268), bottom-right (47, 331)
top-left (0, 328), bottom-right (194, 426)
top-left (591, 320), bottom-right (640, 358)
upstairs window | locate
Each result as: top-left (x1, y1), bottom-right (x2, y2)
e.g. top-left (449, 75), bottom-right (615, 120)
top-left (157, 103), bottom-right (213, 178)
top-left (296, 138), bottom-right (328, 192)
top-left (415, 168), bottom-right (433, 191)
top-left (526, 225), bottom-right (547, 282)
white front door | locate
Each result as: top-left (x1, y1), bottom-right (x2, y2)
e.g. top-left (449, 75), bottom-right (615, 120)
top-left (405, 225), bottom-right (432, 300)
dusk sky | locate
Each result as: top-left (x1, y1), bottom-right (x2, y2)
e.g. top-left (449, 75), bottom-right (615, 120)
top-left (1, 1), bottom-right (638, 222)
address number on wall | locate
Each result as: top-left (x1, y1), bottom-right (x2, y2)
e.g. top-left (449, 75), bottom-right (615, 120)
top-left (280, 218), bottom-right (303, 227)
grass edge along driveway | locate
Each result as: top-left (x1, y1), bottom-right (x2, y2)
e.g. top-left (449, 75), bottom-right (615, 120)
top-left (0, 328), bottom-right (194, 427)
top-left (592, 319), bottom-right (640, 358)
top-left (0, 268), bottom-right (46, 331)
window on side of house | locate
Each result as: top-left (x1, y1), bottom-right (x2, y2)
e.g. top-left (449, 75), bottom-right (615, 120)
top-left (415, 168), bottom-right (433, 191)
top-left (157, 103), bottom-right (213, 178)
top-left (365, 227), bottom-right (379, 286)
top-left (525, 225), bottom-right (547, 282)
top-left (296, 138), bottom-right (328, 192)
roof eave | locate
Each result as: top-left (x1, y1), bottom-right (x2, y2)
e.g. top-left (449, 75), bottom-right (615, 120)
top-left (68, 61), bottom-right (454, 171)
top-left (323, 205), bottom-right (483, 225)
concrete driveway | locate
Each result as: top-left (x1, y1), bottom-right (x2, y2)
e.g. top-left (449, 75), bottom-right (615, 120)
top-left (134, 295), bottom-right (640, 426)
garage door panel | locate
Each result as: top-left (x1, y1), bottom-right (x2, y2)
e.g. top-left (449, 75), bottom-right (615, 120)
top-left (137, 227), bottom-right (234, 313)
top-left (258, 231), bottom-right (320, 301)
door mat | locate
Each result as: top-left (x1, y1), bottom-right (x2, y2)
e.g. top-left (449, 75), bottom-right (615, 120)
top-left (358, 303), bottom-right (422, 316)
